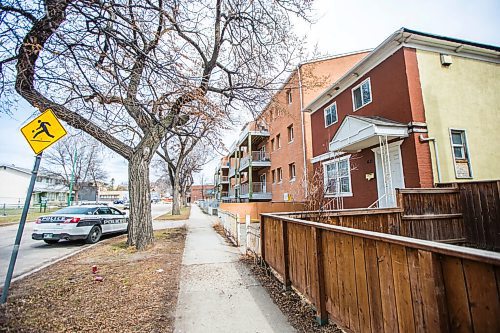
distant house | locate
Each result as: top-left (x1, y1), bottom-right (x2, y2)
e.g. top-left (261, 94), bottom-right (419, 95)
top-left (0, 164), bottom-right (69, 205)
top-left (305, 28), bottom-right (500, 208)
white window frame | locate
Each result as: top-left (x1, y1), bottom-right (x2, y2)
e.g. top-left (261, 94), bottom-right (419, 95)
top-left (324, 101), bottom-right (338, 128)
top-left (288, 125), bottom-right (294, 143)
top-left (287, 89), bottom-right (292, 104)
top-left (289, 163), bottom-right (296, 181)
top-left (276, 134), bottom-right (281, 149)
top-left (449, 128), bottom-right (473, 179)
top-left (272, 169), bottom-right (276, 184)
top-left (277, 167), bottom-right (283, 183)
top-left (322, 155), bottom-right (352, 197)
top-left (351, 78), bottom-right (372, 111)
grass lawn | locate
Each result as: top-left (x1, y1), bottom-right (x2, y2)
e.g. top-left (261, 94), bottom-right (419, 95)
top-left (0, 207), bottom-right (60, 225)
top-left (155, 206), bottom-right (191, 221)
top-left (0, 228), bottom-right (186, 332)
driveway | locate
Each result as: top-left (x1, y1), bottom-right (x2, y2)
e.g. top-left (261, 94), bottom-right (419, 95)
top-left (1, 203), bottom-right (172, 288)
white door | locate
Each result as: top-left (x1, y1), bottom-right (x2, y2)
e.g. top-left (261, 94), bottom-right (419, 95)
top-left (260, 174), bottom-right (266, 192)
top-left (374, 145), bottom-right (405, 208)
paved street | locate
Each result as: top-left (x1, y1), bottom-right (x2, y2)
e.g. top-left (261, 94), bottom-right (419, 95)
top-left (0, 203), bottom-right (172, 288)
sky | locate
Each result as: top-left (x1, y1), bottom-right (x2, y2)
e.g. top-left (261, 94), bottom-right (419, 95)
top-left (1, 0), bottom-right (499, 185)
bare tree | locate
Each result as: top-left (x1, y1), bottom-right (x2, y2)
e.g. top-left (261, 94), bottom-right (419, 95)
top-left (42, 132), bottom-right (107, 203)
top-left (0, 0), bottom-right (311, 249)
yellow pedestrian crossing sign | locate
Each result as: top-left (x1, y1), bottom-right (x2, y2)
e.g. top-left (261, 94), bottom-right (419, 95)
top-left (20, 109), bottom-right (67, 154)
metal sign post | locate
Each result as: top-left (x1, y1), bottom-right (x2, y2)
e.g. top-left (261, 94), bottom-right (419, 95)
top-left (1, 108), bottom-right (67, 304)
top-left (1, 153), bottom-right (43, 304)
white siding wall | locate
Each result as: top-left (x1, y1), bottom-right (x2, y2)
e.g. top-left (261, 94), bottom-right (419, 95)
top-left (0, 168), bottom-right (30, 205)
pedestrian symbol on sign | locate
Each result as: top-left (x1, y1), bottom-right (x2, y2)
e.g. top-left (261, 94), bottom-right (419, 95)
top-left (32, 120), bottom-right (55, 141)
top-left (20, 109), bottom-right (67, 154)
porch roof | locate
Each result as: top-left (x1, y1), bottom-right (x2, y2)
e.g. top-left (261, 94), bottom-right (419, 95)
top-left (329, 115), bottom-right (408, 152)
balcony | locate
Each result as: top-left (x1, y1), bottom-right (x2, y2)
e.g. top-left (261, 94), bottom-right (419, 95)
top-left (239, 151), bottom-right (271, 171)
top-left (240, 182), bottom-right (272, 200)
top-left (220, 176), bottom-right (229, 183)
top-left (228, 167), bottom-right (236, 178)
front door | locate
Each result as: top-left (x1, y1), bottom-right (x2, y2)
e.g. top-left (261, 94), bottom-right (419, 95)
top-left (374, 144), bottom-right (405, 208)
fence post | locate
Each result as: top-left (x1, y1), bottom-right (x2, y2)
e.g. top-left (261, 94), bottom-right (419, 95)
top-left (311, 227), bottom-right (327, 325)
top-left (281, 220), bottom-right (291, 290)
top-left (245, 215), bottom-right (250, 254)
top-left (260, 215), bottom-right (266, 262)
top-left (2, 203), bottom-right (5, 216)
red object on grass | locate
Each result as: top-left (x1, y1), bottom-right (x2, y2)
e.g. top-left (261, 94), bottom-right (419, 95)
top-left (92, 265), bottom-right (98, 274)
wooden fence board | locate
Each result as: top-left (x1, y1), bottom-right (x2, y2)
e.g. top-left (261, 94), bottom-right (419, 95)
top-left (463, 259), bottom-right (500, 333)
top-left (343, 235), bottom-right (359, 332)
top-left (376, 241), bottom-right (398, 333)
top-left (364, 239), bottom-right (384, 333)
top-left (390, 244), bottom-right (415, 333)
top-left (407, 249), bottom-right (427, 332)
top-left (336, 233), bottom-right (349, 328)
top-left (441, 256), bottom-right (472, 333)
top-left (353, 237), bottom-right (371, 333)
top-left (323, 231), bottom-right (340, 320)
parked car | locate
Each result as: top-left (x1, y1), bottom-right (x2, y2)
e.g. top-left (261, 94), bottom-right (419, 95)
top-left (32, 205), bottom-right (128, 244)
top-left (113, 199), bottom-right (125, 204)
top-left (123, 201), bottom-right (130, 210)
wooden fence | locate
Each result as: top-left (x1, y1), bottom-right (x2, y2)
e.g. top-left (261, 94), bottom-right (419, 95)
top-left (261, 213), bottom-right (500, 332)
top-left (456, 181), bottom-right (499, 250)
top-left (279, 187), bottom-right (465, 244)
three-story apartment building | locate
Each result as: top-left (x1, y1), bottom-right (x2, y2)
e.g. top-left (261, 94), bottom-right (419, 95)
top-left (215, 51), bottom-right (370, 202)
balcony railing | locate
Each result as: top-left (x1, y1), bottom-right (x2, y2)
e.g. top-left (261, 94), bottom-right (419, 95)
top-left (228, 167), bottom-right (236, 178)
top-left (220, 176), bottom-right (229, 183)
top-left (251, 151), bottom-right (270, 162)
top-left (240, 182), bottom-right (268, 195)
top-left (239, 151), bottom-right (271, 170)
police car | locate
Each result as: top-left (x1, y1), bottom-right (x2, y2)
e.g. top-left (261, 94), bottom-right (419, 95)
top-left (32, 205), bottom-right (128, 244)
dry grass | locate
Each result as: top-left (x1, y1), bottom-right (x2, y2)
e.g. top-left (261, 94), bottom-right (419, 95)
top-left (0, 228), bottom-right (186, 333)
top-left (155, 206), bottom-right (191, 221)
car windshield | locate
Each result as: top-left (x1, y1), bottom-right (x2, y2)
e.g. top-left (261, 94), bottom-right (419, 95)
top-left (53, 207), bottom-right (96, 215)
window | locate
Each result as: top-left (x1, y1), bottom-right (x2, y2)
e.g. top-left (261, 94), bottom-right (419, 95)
top-left (289, 163), bottom-right (296, 180)
top-left (287, 89), bottom-right (292, 104)
top-left (272, 170), bottom-right (276, 183)
top-left (324, 102), bottom-right (338, 127)
top-left (277, 167), bottom-right (283, 183)
top-left (276, 134), bottom-right (281, 149)
top-left (323, 157), bottom-right (352, 196)
top-left (271, 138), bottom-right (275, 151)
top-left (287, 125), bottom-right (294, 142)
top-left (450, 129), bottom-right (472, 178)
top-left (352, 78), bottom-right (372, 111)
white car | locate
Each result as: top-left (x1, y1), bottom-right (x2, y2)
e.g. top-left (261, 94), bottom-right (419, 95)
top-left (32, 205), bottom-right (128, 244)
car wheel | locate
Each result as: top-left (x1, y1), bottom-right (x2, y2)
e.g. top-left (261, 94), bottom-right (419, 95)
top-left (85, 225), bottom-right (102, 244)
top-left (43, 239), bottom-right (59, 245)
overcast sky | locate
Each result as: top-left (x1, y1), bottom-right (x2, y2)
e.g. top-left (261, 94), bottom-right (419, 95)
top-left (1, 0), bottom-right (499, 185)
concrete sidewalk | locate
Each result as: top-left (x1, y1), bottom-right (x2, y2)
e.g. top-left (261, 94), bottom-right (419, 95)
top-left (174, 205), bottom-right (295, 333)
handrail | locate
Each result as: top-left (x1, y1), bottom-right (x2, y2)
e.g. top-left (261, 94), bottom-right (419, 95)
top-left (261, 212), bottom-right (500, 265)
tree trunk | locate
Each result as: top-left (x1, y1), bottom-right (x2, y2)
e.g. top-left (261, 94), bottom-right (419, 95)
top-left (127, 150), bottom-right (154, 250)
top-left (171, 174), bottom-right (181, 215)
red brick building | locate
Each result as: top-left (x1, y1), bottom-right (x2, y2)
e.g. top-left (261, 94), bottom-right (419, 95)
top-left (217, 51), bottom-right (369, 202)
top-left (306, 28), bottom-right (499, 208)
top-left (188, 184), bottom-right (214, 202)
